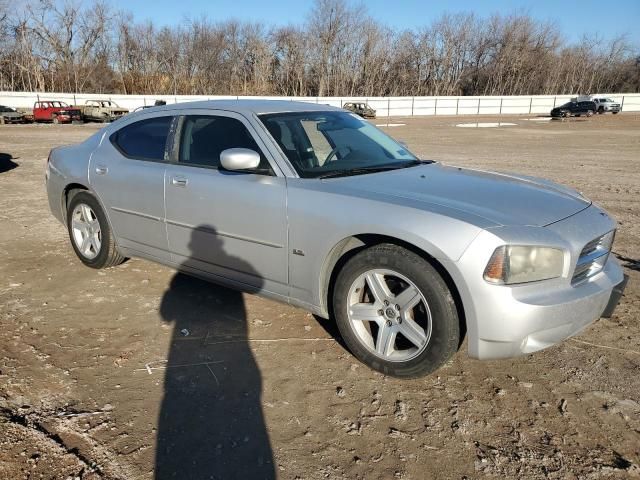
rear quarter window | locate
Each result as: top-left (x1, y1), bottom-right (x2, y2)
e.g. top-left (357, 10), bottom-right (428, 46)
top-left (110, 116), bottom-right (173, 161)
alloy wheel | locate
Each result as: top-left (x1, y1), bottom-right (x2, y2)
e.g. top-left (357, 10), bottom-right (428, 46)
top-left (346, 269), bottom-right (432, 362)
top-left (71, 203), bottom-right (102, 259)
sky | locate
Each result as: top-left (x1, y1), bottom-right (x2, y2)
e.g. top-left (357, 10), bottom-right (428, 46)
top-left (108, 0), bottom-right (640, 47)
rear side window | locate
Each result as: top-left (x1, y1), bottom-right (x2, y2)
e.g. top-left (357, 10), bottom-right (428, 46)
top-left (179, 115), bottom-right (272, 174)
top-left (111, 116), bottom-right (173, 161)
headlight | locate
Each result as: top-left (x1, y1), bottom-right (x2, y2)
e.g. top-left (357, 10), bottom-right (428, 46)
top-left (484, 245), bottom-right (564, 285)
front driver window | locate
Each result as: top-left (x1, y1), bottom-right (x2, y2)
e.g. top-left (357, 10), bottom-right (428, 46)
top-left (260, 111), bottom-right (416, 178)
top-left (179, 115), bottom-right (272, 175)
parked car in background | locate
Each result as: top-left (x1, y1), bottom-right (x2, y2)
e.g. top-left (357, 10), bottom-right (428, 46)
top-left (343, 102), bottom-right (376, 118)
top-left (45, 100), bottom-right (626, 378)
top-left (78, 100), bottom-right (129, 122)
top-left (33, 101), bottom-right (82, 123)
top-left (550, 101), bottom-right (596, 118)
top-left (0, 105), bottom-right (25, 124)
top-left (593, 97), bottom-right (621, 114)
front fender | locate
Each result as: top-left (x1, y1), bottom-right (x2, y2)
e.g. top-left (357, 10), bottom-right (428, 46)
top-left (286, 183), bottom-right (483, 314)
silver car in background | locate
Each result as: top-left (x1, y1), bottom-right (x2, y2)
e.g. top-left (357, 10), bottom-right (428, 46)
top-left (593, 97), bottom-right (622, 114)
top-left (45, 100), bottom-right (627, 377)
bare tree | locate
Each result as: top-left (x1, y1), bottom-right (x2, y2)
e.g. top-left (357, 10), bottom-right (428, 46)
top-left (0, 0), bottom-right (637, 95)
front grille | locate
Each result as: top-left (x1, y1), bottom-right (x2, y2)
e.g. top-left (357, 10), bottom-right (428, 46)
top-left (572, 230), bottom-right (615, 284)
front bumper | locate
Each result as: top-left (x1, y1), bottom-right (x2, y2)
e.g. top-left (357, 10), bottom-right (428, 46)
top-left (472, 257), bottom-right (624, 359)
top-left (452, 204), bottom-right (627, 360)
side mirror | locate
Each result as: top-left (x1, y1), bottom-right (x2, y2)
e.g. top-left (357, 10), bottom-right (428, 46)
top-left (220, 148), bottom-right (260, 171)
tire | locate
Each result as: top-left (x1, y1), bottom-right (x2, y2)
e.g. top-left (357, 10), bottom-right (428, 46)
top-left (586, 110), bottom-right (593, 117)
top-left (52, 116), bottom-right (59, 124)
top-left (598, 106), bottom-right (604, 114)
top-left (66, 191), bottom-right (126, 269)
top-left (332, 244), bottom-right (460, 378)
top-left (612, 111), bottom-right (619, 115)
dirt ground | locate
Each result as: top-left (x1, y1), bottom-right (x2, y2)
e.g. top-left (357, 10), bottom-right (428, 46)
top-left (0, 114), bottom-right (639, 480)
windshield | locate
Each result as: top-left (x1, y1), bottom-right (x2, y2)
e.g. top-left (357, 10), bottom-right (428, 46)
top-left (259, 111), bottom-right (418, 178)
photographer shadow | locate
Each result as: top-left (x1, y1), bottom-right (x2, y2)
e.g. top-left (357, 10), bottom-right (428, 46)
top-left (0, 153), bottom-right (18, 174)
top-left (155, 225), bottom-right (274, 479)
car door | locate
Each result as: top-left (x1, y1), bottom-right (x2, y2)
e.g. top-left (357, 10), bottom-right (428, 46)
top-left (85, 102), bottom-right (96, 119)
top-left (89, 114), bottom-right (174, 261)
top-left (164, 111), bottom-right (288, 295)
top-left (43, 102), bottom-right (53, 120)
top-left (34, 102), bottom-right (47, 121)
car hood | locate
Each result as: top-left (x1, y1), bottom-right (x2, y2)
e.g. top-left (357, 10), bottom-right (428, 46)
top-left (1, 112), bottom-right (22, 117)
top-left (328, 163), bottom-right (590, 227)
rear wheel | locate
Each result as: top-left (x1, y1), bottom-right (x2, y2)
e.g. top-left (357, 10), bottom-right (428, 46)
top-left (52, 116), bottom-right (59, 124)
top-left (67, 191), bottom-right (126, 269)
top-left (598, 106), bottom-right (605, 114)
top-left (332, 244), bottom-right (460, 378)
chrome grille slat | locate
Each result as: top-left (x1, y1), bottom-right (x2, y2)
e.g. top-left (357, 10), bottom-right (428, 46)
top-left (580, 238), bottom-right (601, 256)
top-left (571, 231), bottom-right (614, 284)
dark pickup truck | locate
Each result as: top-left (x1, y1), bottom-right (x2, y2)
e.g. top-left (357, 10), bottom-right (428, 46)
top-left (550, 101), bottom-right (596, 118)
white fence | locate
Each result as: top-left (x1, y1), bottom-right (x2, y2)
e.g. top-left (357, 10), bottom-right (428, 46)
top-left (1, 91), bottom-right (639, 117)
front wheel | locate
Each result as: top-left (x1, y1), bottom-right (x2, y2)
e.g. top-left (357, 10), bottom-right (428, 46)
top-left (332, 244), bottom-right (460, 378)
top-left (67, 191), bottom-right (126, 269)
top-left (586, 110), bottom-right (593, 117)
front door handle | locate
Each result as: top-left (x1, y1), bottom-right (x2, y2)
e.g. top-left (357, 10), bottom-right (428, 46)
top-left (95, 166), bottom-right (108, 175)
top-left (171, 177), bottom-right (188, 187)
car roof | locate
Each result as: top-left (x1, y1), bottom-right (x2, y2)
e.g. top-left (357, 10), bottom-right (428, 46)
top-left (139, 99), bottom-right (343, 115)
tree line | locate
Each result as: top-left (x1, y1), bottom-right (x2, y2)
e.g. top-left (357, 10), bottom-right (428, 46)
top-left (1, 0), bottom-right (638, 96)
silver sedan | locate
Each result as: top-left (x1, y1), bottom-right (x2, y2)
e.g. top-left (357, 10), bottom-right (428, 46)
top-left (45, 100), bottom-right (626, 377)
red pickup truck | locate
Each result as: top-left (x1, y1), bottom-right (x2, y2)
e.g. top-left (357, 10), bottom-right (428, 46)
top-left (33, 101), bottom-right (82, 124)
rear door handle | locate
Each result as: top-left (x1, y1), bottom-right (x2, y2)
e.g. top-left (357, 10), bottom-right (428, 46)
top-left (95, 166), bottom-right (108, 175)
top-left (171, 177), bottom-right (188, 187)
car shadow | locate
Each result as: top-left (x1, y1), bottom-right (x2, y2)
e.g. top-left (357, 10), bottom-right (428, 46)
top-left (0, 153), bottom-right (18, 173)
top-left (550, 117), bottom-right (589, 122)
top-left (155, 225), bottom-right (274, 479)
top-left (614, 252), bottom-right (640, 272)
top-left (313, 314), bottom-right (348, 351)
